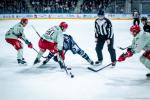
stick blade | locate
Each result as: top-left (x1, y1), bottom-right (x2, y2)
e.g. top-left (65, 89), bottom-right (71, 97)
top-left (87, 67), bottom-right (98, 72)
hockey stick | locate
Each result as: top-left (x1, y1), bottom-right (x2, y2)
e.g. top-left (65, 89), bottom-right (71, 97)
top-left (57, 53), bottom-right (74, 78)
top-left (21, 37), bottom-right (48, 58)
top-left (88, 61), bottom-right (116, 72)
top-left (30, 25), bottom-right (50, 58)
top-left (32, 47), bottom-right (48, 58)
top-left (31, 25), bottom-right (41, 38)
top-left (63, 65), bottom-right (74, 78)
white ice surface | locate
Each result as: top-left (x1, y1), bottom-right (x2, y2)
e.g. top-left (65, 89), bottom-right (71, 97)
top-left (0, 19), bottom-right (150, 100)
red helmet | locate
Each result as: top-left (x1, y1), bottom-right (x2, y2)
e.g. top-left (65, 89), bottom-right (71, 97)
top-left (130, 25), bottom-right (140, 33)
top-left (20, 18), bottom-right (28, 24)
top-left (59, 22), bottom-right (68, 29)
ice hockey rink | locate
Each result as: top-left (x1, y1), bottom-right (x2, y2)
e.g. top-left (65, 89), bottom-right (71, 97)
top-left (0, 19), bottom-right (150, 100)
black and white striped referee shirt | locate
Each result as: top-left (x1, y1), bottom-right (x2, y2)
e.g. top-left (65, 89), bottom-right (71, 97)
top-left (95, 17), bottom-right (114, 39)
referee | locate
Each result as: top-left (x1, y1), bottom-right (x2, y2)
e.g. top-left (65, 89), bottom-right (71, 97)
top-left (94, 9), bottom-right (116, 66)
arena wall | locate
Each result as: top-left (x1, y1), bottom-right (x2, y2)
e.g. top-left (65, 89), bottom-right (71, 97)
top-left (0, 14), bottom-right (149, 20)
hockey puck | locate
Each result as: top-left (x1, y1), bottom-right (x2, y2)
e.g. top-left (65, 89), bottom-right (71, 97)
top-left (67, 67), bottom-right (72, 70)
top-left (71, 74), bottom-right (74, 78)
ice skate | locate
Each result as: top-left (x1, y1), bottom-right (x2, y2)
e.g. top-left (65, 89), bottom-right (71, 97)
top-left (33, 58), bottom-right (40, 65)
top-left (94, 60), bottom-right (102, 66)
top-left (146, 73), bottom-right (150, 79)
top-left (17, 59), bottom-right (27, 65)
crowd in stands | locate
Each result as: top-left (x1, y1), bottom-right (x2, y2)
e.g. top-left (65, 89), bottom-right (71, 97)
top-left (0, 0), bottom-right (29, 14)
top-left (0, 0), bottom-right (125, 14)
top-left (80, 0), bottom-right (102, 13)
top-left (30, 0), bottom-right (78, 13)
top-left (0, 0), bottom-right (78, 14)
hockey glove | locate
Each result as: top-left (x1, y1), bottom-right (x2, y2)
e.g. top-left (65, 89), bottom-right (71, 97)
top-left (143, 50), bottom-right (150, 60)
top-left (118, 53), bottom-right (127, 62)
top-left (18, 34), bottom-right (23, 39)
top-left (126, 50), bottom-right (133, 57)
top-left (24, 39), bottom-right (33, 48)
top-left (28, 42), bottom-right (33, 48)
top-left (126, 48), bottom-right (133, 57)
top-left (118, 51), bottom-right (133, 62)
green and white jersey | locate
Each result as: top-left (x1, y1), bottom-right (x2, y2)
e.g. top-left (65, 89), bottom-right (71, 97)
top-left (42, 26), bottom-right (64, 51)
top-left (129, 32), bottom-right (150, 53)
top-left (5, 22), bottom-right (28, 41)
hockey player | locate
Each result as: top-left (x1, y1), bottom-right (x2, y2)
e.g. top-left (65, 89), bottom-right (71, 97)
top-left (33, 22), bottom-right (68, 69)
top-left (42, 34), bottom-right (94, 65)
top-left (132, 8), bottom-right (140, 25)
top-left (5, 18), bottom-right (33, 64)
top-left (118, 25), bottom-right (150, 78)
top-left (141, 17), bottom-right (150, 33)
top-left (94, 9), bottom-right (116, 66)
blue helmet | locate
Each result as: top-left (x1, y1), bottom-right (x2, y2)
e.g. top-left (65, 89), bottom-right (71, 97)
top-left (97, 10), bottom-right (104, 16)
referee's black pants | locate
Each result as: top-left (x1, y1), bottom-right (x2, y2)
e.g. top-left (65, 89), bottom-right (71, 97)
top-left (133, 18), bottom-right (140, 25)
top-left (95, 37), bottom-right (116, 62)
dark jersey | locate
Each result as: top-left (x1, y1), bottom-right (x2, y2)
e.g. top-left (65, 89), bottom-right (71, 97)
top-left (46, 34), bottom-right (93, 64)
top-left (143, 22), bottom-right (150, 33)
top-left (63, 34), bottom-right (73, 50)
top-left (63, 34), bottom-right (81, 54)
top-left (95, 17), bottom-right (113, 39)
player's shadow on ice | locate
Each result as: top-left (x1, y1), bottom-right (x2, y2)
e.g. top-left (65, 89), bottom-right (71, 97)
top-left (106, 77), bottom-right (150, 86)
top-left (17, 64), bottom-right (58, 75)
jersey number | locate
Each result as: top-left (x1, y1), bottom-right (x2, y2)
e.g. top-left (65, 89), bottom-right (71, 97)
top-left (46, 28), bottom-right (54, 37)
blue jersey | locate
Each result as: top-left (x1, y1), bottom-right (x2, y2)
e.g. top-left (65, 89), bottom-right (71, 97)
top-left (63, 34), bottom-right (81, 54)
top-left (45, 34), bottom-right (93, 65)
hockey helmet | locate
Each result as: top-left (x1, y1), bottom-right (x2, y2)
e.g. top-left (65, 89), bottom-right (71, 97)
top-left (130, 25), bottom-right (140, 33)
top-left (141, 17), bottom-right (147, 22)
top-left (20, 18), bottom-right (28, 24)
top-left (59, 22), bottom-right (68, 29)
